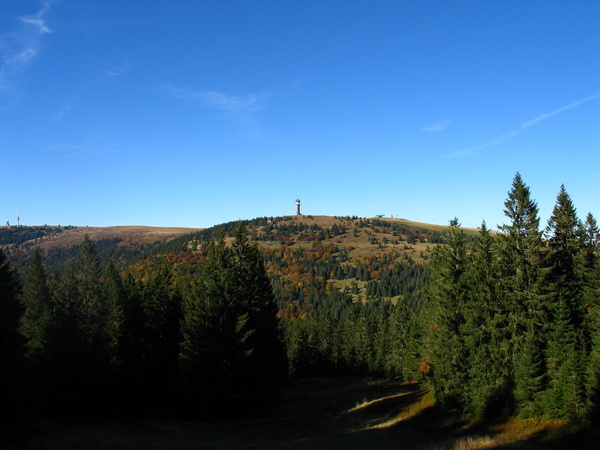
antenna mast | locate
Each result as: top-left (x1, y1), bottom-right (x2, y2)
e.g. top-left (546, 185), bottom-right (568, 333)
top-left (17, 208), bottom-right (20, 227)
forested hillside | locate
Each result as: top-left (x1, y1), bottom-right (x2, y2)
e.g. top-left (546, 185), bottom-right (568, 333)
top-left (0, 225), bottom-right (202, 274)
top-left (1, 174), bottom-right (599, 448)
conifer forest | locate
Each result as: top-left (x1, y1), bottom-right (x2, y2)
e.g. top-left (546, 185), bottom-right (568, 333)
top-left (1, 174), bottom-right (599, 446)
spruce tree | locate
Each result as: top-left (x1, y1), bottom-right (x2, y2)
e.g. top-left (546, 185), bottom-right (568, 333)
top-left (117, 273), bottom-right (146, 410)
top-left (465, 222), bottom-right (508, 418)
top-left (230, 222), bottom-right (285, 402)
top-left (497, 173), bottom-right (546, 415)
top-left (386, 298), bottom-right (421, 381)
top-left (0, 247), bottom-right (23, 412)
top-left (581, 213), bottom-right (600, 422)
top-left (179, 231), bottom-right (247, 412)
top-left (513, 328), bottom-right (545, 417)
top-left (102, 260), bottom-right (125, 374)
top-left (46, 262), bottom-right (82, 410)
top-left (140, 264), bottom-right (181, 404)
top-left (424, 218), bottom-right (471, 412)
top-left (545, 185), bottom-right (584, 328)
top-left (543, 185), bottom-right (585, 419)
top-left (179, 225), bottom-right (285, 413)
top-left (78, 235), bottom-right (103, 349)
top-left (586, 295), bottom-right (600, 424)
top-left (19, 248), bottom-right (51, 362)
top-left (47, 239), bottom-right (116, 412)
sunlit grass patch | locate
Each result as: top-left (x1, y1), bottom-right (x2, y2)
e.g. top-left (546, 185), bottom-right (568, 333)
top-left (346, 391), bottom-right (415, 414)
top-left (488, 417), bottom-right (577, 445)
top-left (343, 388), bottom-right (437, 431)
top-left (366, 390), bottom-right (435, 429)
top-left (450, 435), bottom-right (496, 449)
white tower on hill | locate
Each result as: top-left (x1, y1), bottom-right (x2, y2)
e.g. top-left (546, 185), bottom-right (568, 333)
top-left (295, 199), bottom-right (301, 215)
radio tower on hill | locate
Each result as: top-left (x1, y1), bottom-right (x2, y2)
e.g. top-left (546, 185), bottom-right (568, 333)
top-left (17, 208), bottom-right (20, 227)
top-left (295, 199), bottom-right (301, 215)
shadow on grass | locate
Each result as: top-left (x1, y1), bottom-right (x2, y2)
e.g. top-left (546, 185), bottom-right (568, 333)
top-left (5, 377), bottom-right (598, 449)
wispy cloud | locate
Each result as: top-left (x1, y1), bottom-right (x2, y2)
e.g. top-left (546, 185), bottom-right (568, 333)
top-left (46, 92), bottom-right (78, 128)
top-left (163, 86), bottom-right (270, 138)
top-left (449, 130), bottom-right (520, 158)
top-left (167, 87), bottom-right (269, 113)
top-left (105, 63), bottom-right (129, 79)
top-left (104, 50), bottom-right (131, 79)
top-left (421, 119), bottom-right (452, 133)
top-left (0, 1), bottom-right (53, 89)
top-left (520, 93), bottom-right (600, 129)
top-left (448, 93), bottom-right (600, 158)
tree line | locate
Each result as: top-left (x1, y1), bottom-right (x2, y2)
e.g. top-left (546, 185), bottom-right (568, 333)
top-left (1, 174), bottom-right (598, 425)
top-left (0, 223), bottom-right (284, 419)
top-left (272, 173), bottom-right (600, 423)
top-left (423, 173), bottom-right (599, 422)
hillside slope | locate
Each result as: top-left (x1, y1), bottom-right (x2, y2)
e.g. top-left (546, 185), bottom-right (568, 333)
top-left (0, 225), bottom-right (203, 274)
top-left (0, 216), bottom-right (474, 259)
top-left (0, 225), bottom-right (203, 250)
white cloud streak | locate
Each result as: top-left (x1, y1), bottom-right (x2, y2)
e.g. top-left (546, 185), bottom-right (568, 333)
top-left (449, 130), bottom-right (520, 158)
top-left (421, 119), bottom-right (452, 133)
top-left (167, 87), bottom-right (269, 114)
top-left (520, 93), bottom-right (600, 129)
top-left (164, 86), bottom-right (270, 138)
top-left (448, 93), bottom-right (600, 158)
top-left (0, 1), bottom-right (53, 89)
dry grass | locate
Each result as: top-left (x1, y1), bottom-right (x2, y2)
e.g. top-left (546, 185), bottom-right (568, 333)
top-left (19, 215), bottom-right (461, 266)
top-left (449, 436), bottom-right (496, 449)
top-left (486, 417), bottom-right (581, 446)
top-left (9, 377), bottom-right (591, 449)
top-left (36, 225), bottom-right (203, 250)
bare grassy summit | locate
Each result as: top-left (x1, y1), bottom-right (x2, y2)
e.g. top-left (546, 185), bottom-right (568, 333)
top-left (37, 225), bottom-right (203, 249)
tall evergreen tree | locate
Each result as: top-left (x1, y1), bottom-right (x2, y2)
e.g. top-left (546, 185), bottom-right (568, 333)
top-left (77, 235), bottom-right (103, 350)
top-left (139, 264), bottom-right (181, 405)
top-left (179, 233), bottom-right (236, 411)
top-left (117, 273), bottom-right (147, 411)
top-left (19, 248), bottom-right (51, 361)
top-left (581, 213), bottom-right (600, 422)
top-left (230, 222), bottom-right (285, 402)
top-left (47, 262), bottom-right (82, 396)
top-left (179, 224), bottom-right (284, 414)
top-left (465, 222), bottom-right (509, 418)
top-left (497, 173), bottom-right (547, 415)
top-left (46, 238), bottom-right (115, 413)
top-left (545, 185), bottom-right (584, 327)
top-left (102, 260), bottom-right (125, 373)
top-left (386, 298), bottom-right (421, 381)
top-left (543, 185), bottom-right (586, 418)
top-left (0, 247), bottom-right (23, 412)
top-left (424, 218), bottom-right (471, 412)
top-left (512, 328), bottom-right (545, 417)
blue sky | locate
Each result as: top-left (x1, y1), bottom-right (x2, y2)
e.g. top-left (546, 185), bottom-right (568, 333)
top-left (1, 1), bottom-right (599, 229)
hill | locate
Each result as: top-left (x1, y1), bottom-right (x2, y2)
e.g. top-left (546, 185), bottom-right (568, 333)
top-left (0, 215), bottom-right (480, 262)
top-left (0, 224), bottom-right (203, 250)
top-left (0, 225), bottom-right (203, 274)
top-left (1, 215), bottom-right (456, 317)
top-left (1, 216), bottom-right (470, 316)
top-left (111, 215), bottom-right (459, 319)
top-left (1, 215), bottom-right (460, 269)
